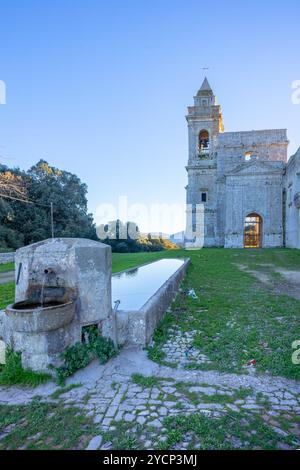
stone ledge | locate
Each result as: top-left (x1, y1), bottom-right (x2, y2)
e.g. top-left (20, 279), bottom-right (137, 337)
top-left (113, 258), bottom-right (190, 347)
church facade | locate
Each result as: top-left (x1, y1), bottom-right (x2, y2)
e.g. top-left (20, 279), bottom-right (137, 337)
top-left (185, 78), bottom-right (300, 249)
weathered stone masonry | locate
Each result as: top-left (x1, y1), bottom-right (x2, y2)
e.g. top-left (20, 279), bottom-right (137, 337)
top-left (185, 78), bottom-right (300, 248)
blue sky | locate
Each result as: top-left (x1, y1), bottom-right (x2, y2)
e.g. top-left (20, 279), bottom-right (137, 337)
top-left (0, 0), bottom-right (299, 233)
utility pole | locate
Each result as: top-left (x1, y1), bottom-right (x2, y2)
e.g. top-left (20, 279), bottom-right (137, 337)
top-left (50, 202), bottom-right (54, 238)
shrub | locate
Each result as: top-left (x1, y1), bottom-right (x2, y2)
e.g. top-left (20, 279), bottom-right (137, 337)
top-left (54, 343), bottom-right (94, 385)
top-left (0, 348), bottom-right (51, 387)
top-left (115, 242), bottom-right (129, 253)
top-left (54, 326), bottom-right (117, 385)
top-left (94, 336), bottom-right (117, 364)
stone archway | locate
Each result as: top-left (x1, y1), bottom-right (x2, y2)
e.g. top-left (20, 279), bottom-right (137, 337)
top-left (244, 213), bottom-right (262, 248)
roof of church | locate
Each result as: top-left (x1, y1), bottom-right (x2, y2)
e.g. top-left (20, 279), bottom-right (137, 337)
top-left (197, 77), bottom-right (213, 95)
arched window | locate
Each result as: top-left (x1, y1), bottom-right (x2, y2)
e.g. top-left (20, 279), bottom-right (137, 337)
top-left (244, 213), bottom-right (262, 248)
top-left (199, 130), bottom-right (209, 151)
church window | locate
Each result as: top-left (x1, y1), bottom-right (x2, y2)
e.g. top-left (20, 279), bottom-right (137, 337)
top-left (201, 192), bottom-right (207, 202)
top-left (199, 130), bottom-right (210, 151)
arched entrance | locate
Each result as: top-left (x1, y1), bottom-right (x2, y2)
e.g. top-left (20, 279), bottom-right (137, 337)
top-left (244, 213), bottom-right (262, 248)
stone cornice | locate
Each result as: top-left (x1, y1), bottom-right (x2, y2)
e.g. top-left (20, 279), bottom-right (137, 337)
top-left (217, 141), bottom-right (289, 150)
top-left (186, 165), bottom-right (217, 171)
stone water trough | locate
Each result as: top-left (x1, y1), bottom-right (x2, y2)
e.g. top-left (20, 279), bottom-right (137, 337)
top-left (0, 238), bottom-right (189, 372)
top-left (105, 258), bottom-right (190, 347)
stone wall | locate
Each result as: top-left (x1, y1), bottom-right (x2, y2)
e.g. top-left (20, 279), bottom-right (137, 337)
top-left (285, 148), bottom-right (300, 248)
top-left (0, 252), bottom-right (15, 265)
top-left (224, 164), bottom-right (284, 248)
top-left (218, 132), bottom-right (287, 248)
top-left (217, 130), bottom-right (288, 176)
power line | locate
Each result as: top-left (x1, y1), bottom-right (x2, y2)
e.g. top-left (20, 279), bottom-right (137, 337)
top-left (0, 192), bottom-right (55, 237)
top-left (0, 193), bottom-right (34, 205)
top-left (0, 192), bottom-right (50, 208)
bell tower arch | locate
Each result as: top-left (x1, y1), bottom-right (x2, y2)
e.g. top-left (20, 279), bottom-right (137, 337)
top-left (185, 78), bottom-right (224, 247)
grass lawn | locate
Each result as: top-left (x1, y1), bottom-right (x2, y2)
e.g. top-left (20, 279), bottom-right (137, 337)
top-left (0, 349), bottom-right (51, 387)
top-left (0, 282), bottom-right (14, 309)
top-left (0, 399), bottom-right (97, 450)
top-left (102, 409), bottom-right (299, 450)
top-left (144, 248), bottom-right (300, 380)
top-left (0, 262), bottom-right (14, 273)
top-left (1, 248), bottom-right (300, 382)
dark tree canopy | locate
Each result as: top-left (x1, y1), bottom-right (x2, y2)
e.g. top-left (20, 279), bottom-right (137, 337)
top-left (0, 160), bottom-right (97, 250)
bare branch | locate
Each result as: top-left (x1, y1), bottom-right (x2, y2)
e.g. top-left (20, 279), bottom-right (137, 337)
top-left (0, 171), bottom-right (27, 199)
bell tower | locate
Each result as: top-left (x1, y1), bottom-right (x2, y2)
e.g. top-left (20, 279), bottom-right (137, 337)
top-left (185, 78), bottom-right (223, 247)
top-left (186, 77), bottom-right (224, 165)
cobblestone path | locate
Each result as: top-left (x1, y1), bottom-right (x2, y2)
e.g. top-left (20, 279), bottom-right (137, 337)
top-left (0, 347), bottom-right (299, 449)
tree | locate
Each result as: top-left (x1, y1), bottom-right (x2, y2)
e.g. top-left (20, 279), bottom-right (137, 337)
top-left (0, 163), bottom-right (27, 200)
top-left (0, 160), bottom-right (97, 248)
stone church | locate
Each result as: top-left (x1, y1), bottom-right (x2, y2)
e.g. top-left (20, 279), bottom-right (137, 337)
top-left (185, 78), bottom-right (300, 249)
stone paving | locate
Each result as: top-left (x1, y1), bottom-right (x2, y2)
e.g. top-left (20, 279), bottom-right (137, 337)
top-left (0, 347), bottom-right (299, 450)
top-left (160, 327), bottom-right (210, 367)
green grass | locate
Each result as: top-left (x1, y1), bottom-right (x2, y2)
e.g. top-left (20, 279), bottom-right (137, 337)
top-left (157, 411), bottom-right (299, 450)
top-left (255, 392), bottom-right (272, 409)
top-left (131, 373), bottom-right (167, 388)
top-left (0, 349), bottom-right (51, 387)
top-left (100, 410), bottom-right (300, 450)
top-left (235, 248), bottom-right (300, 271)
top-left (0, 262), bottom-right (14, 273)
top-left (173, 381), bottom-right (253, 405)
top-left (0, 281), bottom-right (14, 309)
top-left (50, 383), bottom-right (82, 399)
top-left (102, 420), bottom-right (142, 450)
top-left (143, 248), bottom-right (300, 380)
top-left (0, 399), bottom-right (97, 450)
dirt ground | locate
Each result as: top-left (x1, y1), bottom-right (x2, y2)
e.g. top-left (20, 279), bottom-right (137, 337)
top-left (237, 263), bottom-right (300, 300)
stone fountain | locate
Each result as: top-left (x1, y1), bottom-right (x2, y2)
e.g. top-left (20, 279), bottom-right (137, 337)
top-left (0, 237), bottom-right (190, 374)
top-left (0, 238), bottom-right (112, 372)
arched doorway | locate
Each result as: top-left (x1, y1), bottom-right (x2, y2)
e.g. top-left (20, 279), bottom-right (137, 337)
top-left (244, 213), bottom-right (262, 248)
